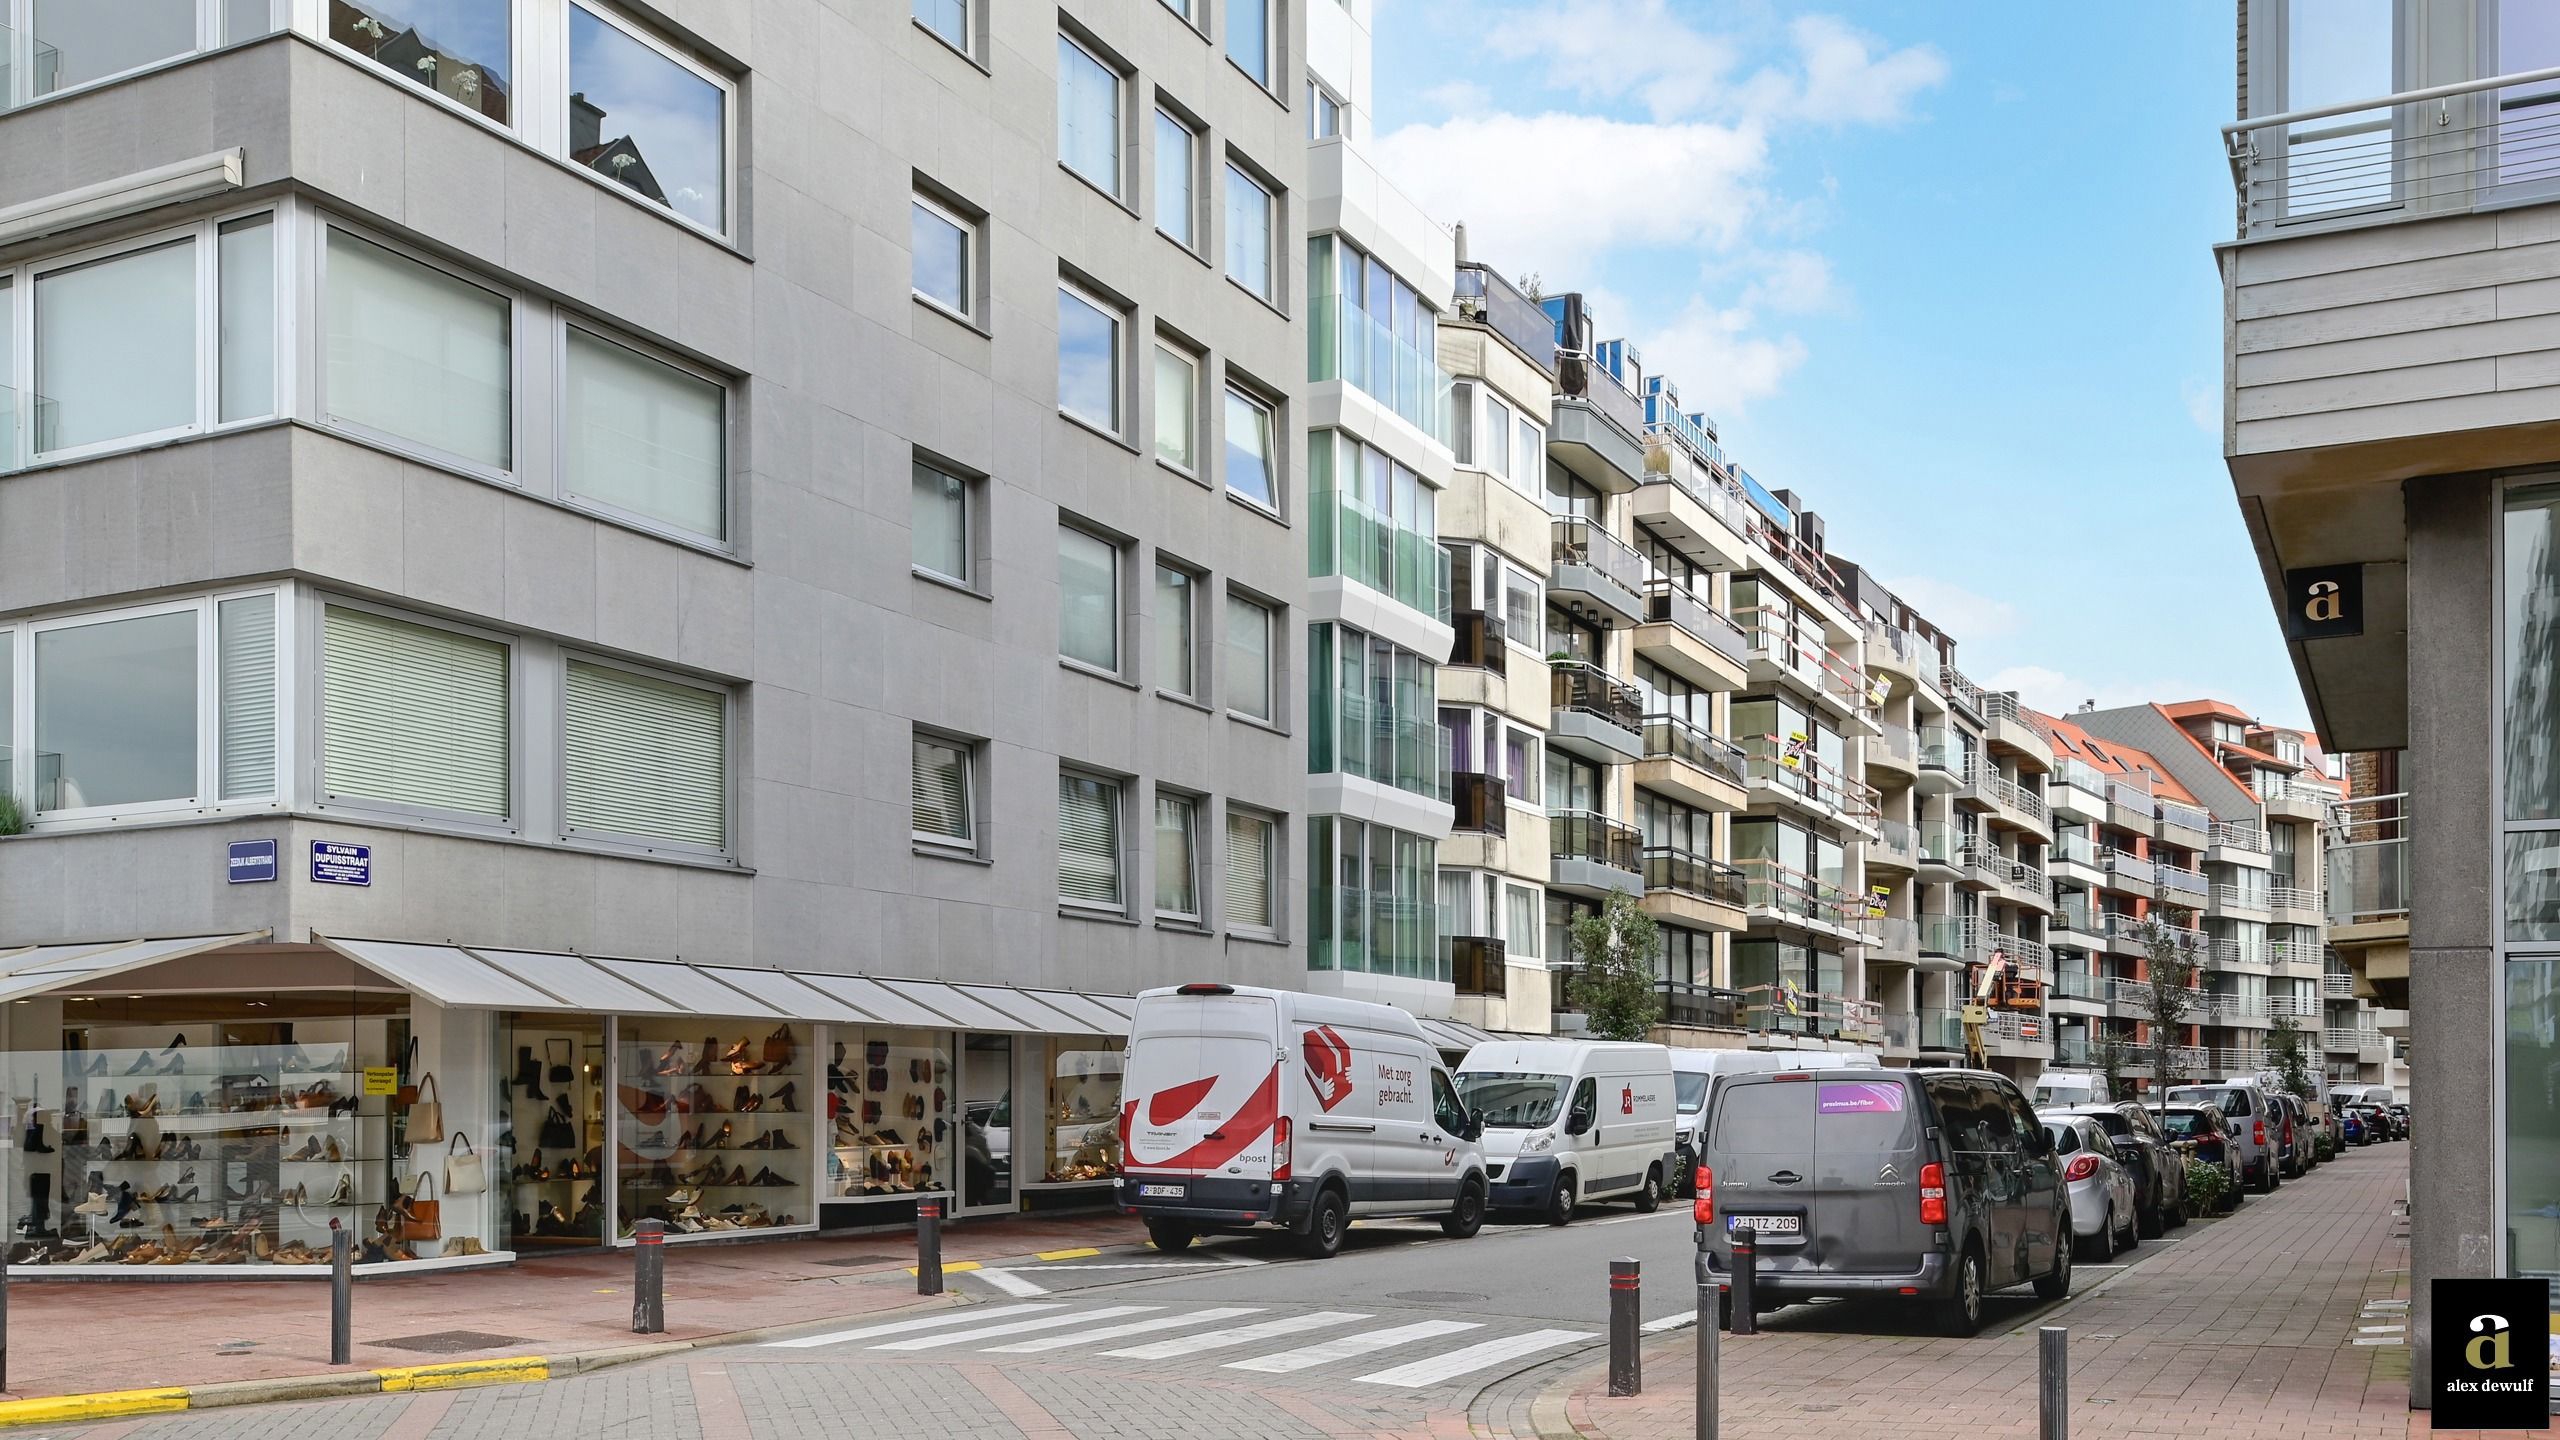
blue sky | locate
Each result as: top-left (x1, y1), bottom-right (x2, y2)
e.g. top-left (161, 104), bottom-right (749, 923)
top-left (1369, 2), bottom-right (2305, 727)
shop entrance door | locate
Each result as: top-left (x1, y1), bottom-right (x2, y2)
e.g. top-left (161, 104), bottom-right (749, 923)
top-left (960, 1033), bottom-right (1014, 1215)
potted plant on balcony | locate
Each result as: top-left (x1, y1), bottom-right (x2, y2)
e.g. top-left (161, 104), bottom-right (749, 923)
top-left (1570, 891), bottom-right (1662, 1043)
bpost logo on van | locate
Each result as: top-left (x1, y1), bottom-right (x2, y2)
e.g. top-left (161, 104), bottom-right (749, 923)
top-left (2429, 1279), bottom-right (2549, 1427)
top-left (1302, 1026), bottom-right (1355, 1111)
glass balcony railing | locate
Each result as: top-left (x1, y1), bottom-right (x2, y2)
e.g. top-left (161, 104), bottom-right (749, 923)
top-left (1448, 609), bottom-right (1506, 669)
top-left (1919, 1006), bottom-right (1965, 1051)
top-left (1310, 488), bottom-right (1450, 622)
top-left (1920, 913), bottom-right (1963, 956)
top-left (2052, 968), bottom-right (2106, 1001)
top-left (1308, 294), bottom-right (1452, 442)
top-left (1920, 821), bottom-right (1961, 868)
top-left (1551, 809), bottom-right (1642, 874)
top-left (1552, 517), bottom-right (1647, 602)
top-left (1643, 712), bottom-right (1747, 788)
top-left (2156, 861), bottom-right (2211, 899)
top-left (1920, 725), bottom-right (1958, 775)
top-left (2159, 800), bottom-right (2211, 834)
top-left (1644, 846), bottom-right (1747, 908)
top-left (2327, 792), bottom-right (2409, 927)
top-left (1453, 264), bottom-right (1555, 370)
top-left (1451, 771), bottom-right (1507, 836)
top-left (1643, 579), bottom-right (1749, 665)
top-left (1883, 1010), bottom-right (1918, 1051)
top-left (2052, 758), bottom-right (2111, 806)
top-left (1551, 660), bottom-right (1644, 734)
top-left (2054, 830), bottom-right (2099, 866)
top-left (1312, 689), bottom-right (1451, 803)
top-left (1656, 981), bottom-right (1745, 1030)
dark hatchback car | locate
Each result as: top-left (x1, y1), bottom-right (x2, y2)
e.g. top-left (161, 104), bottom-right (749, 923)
top-left (1700, 1068), bottom-right (2070, 1337)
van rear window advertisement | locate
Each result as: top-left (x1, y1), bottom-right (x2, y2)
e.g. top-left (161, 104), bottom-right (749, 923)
top-left (1818, 1082), bottom-right (1906, 1115)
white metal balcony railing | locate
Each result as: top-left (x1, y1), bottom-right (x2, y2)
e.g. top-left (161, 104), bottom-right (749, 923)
top-left (2323, 1026), bottom-right (2383, 1051)
top-left (2324, 972), bottom-right (2356, 997)
top-left (1981, 771), bottom-right (2049, 827)
top-left (2266, 993), bottom-right (2322, 1019)
top-left (2269, 884), bottom-right (2322, 913)
top-left (2155, 861), bottom-right (2211, 898)
top-left (1940, 663), bottom-right (1985, 718)
top-left (2210, 937), bottom-right (2270, 968)
top-left (2224, 62), bottom-right (2560, 237)
top-left (2213, 882), bottom-right (2270, 912)
top-left (2158, 799), bottom-right (2211, 834)
top-left (2210, 819), bottom-right (2268, 853)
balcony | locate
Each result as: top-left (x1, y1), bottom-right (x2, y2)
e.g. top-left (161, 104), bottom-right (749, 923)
top-left (1865, 624), bottom-right (1928, 684)
top-left (1549, 517), bottom-right (1647, 627)
top-left (2006, 859), bottom-right (2055, 913)
top-left (2155, 860), bottom-right (2211, 902)
top-left (1453, 263), bottom-right (1556, 375)
top-left (1866, 720), bottom-right (1918, 782)
top-left (1740, 735), bottom-right (1882, 835)
top-left (1739, 986), bottom-right (1880, 1046)
top-left (2211, 882), bottom-right (2272, 921)
top-left (2328, 794), bottom-right (2409, 931)
top-left (1451, 771), bottom-right (1508, 836)
top-left (1736, 607), bottom-right (1877, 733)
top-left (1312, 487), bottom-right (1452, 623)
top-left (2158, 800), bottom-right (2212, 849)
top-left (1448, 935), bottom-right (1507, 998)
top-left (2050, 967), bottom-right (2108, 1006)
top-left (2102, 848), bottom-right (2156, 899)
top-left (2268, 884), bottom-right (2323, 926)
top-left (1550, 352), bottom-right (1645, 493)
top-left (2053, 1033), bottom-right (2095, 1066)
top-left (1882, 1010), bottom-right (1919, 1057)
top-left (1309, 294), bottom-right (1452, 445)
top-left (2268, 938), bottom-right (2324, 973)
top-left (1448, 609), bottom-right (1506, 670)
top-left (1633, 579), bottom-right (1749, 690)
top-left (1640, 847), bottom-right (1748, 931)
top-left (1916, 726), bottom-right (1962, 796)
top-left (2258, 774), bottom-right (2331, 825)
top-left (1868, 817), bottom-right (1920, 875)
top-left (1918, 1006), bottom-right (1966, 1053)
top-left (2050, 830), bottom-right (2102, 880)
top-left (2267, 992), bottom-right (2321, 1019)
top-left (1631, 444), bottom-right (1755, 574)
top-left (1548, 661), bottom-right (1645, 763)
top-left (1872, 915), bottom-right (1920, 966)
top-left (1917, 822), bottom-right (1963, 882)
top-left (2208, 819), bottom-right (2270, 866)
top-left (2106, 779), bottom-right (2157, 834)
top-left (2210, 937), bottom-right (2273, 972)
top-left (1950, 757), bottom-right (1994, 814)
top-left (1737, 860), bottom-right (1869, 941)
top-left (2051, 898), bottom-right (2106, 946)
top-left (2048, 759), bottom-right (2110, 826)
top-left (1313, 688), bottom-right (1452, 805)
top-left (2208, 1046), bottom-right (2272, 1073)
top-left (1655, 981), bottom-right (1745, 1031)
top-left (1980, 771), bottom-right (2053, 838)
top-left (1940, 664), bottom-right (1986, 722)
top-left (1549, 809), bottom-right (1643, 897)
top-left (2323, 971), bottom-right (2357, 998)
top-left (1635, 712), bottom-right (1748, 813)
top-left (2322, 1026), bottom-right (2383, 1054)
top-left (1955, 844), bottom-right (2003, 892)
top-left (1979, 691), bottom-right (2053, 771)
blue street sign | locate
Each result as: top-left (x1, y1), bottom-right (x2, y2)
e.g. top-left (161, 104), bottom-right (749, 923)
top-left (227, 839), bottom-right (278, 884)
top-left (310, 841), bottom-right (373, 887)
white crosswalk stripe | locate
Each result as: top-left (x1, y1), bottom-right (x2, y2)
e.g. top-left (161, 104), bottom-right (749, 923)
top-left (1104, 1310), bottom-right (1372, 1360)
top-left (1351, 1328), bottom-right (1594, 1388)
top-left (870, 1305), bottom-right (1158, 1352)
top-left (763, 1304), bottom-right (1063, 1349)
top-left (971, 1267), bottom-right (1050, 1297)
top-left (1224, 1319), bottom-right (1482, 1374)
top-left (986, 1307), bottom-right (1267, 1354)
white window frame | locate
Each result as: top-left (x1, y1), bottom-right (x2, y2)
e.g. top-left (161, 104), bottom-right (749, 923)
top-left (1224, 804), bottom-right (1279, 937)
top-left (7, 585), bottom-right (291, 828)
top-left (1056, 28), bottom-right (1128, 202)
top-left (1056, 277), bottom-right (1127, 438)
top-left (1153, 339), bottom-right (1202, 477)
top-left (911, 728), bottom-right (980, 852)
top-left (10, 205), bottom-right (284, 471)
top-left (555, 648), bottom-right (735, 860)
top-left (1223, 159), bottom-right (1278, 304)
top-left (4, 0), bottom-right (266, 110)
top-left (1154, 786), bottom-right (1204, 925)
top-left (560, 0), bottom-right (738, 241)
top-left (315, 218), bottom-right (526, 488)
top-left (554, 317), bottom-right (733, 548)
top-left (1225, 589), bottom-right (1277, 723)
top-left (1308, 79), bottom-right (1342, 139)
top-left (909, 187), bottom-right (980, 324)
top-left (1058, 766), bottom-right (1129, 915)
top-left (308, 592), bottom-right (522, 835)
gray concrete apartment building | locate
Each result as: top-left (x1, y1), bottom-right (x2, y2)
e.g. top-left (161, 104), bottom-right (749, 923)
top-left (0, 0), bottom-right (1314, 1267)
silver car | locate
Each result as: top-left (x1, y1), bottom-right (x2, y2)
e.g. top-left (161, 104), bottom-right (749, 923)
top-left (2042, 1115), bottom-right (2137, 1259)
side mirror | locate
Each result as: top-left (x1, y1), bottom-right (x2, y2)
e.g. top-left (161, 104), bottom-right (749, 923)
top-left (1564, 1107), bottom-right (1594, 1137)
top-left (1465, 1117), bottom-right (1484, 1142)
top-left (2030, 1127), bottom-right (2055, 1158)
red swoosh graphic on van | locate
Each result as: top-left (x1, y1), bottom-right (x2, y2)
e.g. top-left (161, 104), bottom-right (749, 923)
top-left (1127, 1065), bottom-right (1281, 1173)
top-left (1146, 1075), bottom-right (1220, 1126)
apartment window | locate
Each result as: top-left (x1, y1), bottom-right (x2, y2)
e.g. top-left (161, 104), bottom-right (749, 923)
top-left (569, 4), bottom-right (730, 233)
top-left (1224, 163), bottom-right (1276, 302)
top-left (1155, 562), bottom-right (1198, 698)
top-left (324, 229), bottom-right (513, 474)
top-left (1227, 593), bottom-right (1275, 721)
top-left (1156, 792), bottom-right (1202, 922)
top-left (1057, 281), bottom-right (1124, 433)
top-left (1154, 108), bottom-right (1198, 249)
top-left (1058, 33), bottom-right (1123, 197)
top-left (1226, 809), bottom-right (1277, 931)
top-left (1309, 81), bottom-right (1342, 138)
top-left (218, 216), bottom-right (276, 422)
top-left (563, 327), bottom-right (726, 541)
top-left (1506, 884), bottom-right (1541, 959)
top-left (910, 190), bottom-right (977, 321)
top-left (31, 0), bottom-right (209, 95)
top-left (1450, 381), bottom-right (1474, 464)
top-left (912, 460), bottom-right (973, 584)
top-left (914, 0), bottom-right (968, 51)
top-left (330, 0), bottom-right (513, 123)
top-left (563, 659), bottom-right (727, 851)
top-left (34, 239), bottom-right (195, 457)
top-left (217, 594), bottom-right (278, 802)
top-left (1223, 385), bottom-right (1277, 509)
top-left (1154, 342), bottom-right (1199, 472)
top-left (321, 604), bottom-right (511, 821)
top-left (911, 731), bottom-right (975, 848)
top-left (0, 634), bottom-right (12, 799)
top-left (1515, 415), bottom-right (1542, 488)
top-left (1058, 771), bottom-right (1126, 910)
top-left (1226, 0), bottom-right (1272, 87)
top-left (1505, 727), bottom-right (1538, 803)
top-left (1483, 395), bottom-right (1512, 477)
top-left (1059, 525), bottom-right (1122, 672)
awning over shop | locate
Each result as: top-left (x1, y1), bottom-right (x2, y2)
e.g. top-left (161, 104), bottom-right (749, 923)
top-left (0, 932), bottom-right (275, 1003)
top-left (306, 935), bottom-right (1137, 1037)
top-left (1417, 1018), bottom-right (1499, 1052)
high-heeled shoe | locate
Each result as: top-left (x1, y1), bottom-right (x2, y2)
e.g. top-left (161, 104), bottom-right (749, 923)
top-left (733, 1084), bottom-right (760, 1114)
top-left (768, 1082), bottom-right (799, 1113)
top-left (654, 1043), bottom-right (691, 1077)
top-left (324, 1174), bottom-right (353, 1207)
top-left (324, 1135), bottom-right (344, 1164)
top-left (122, 1052), bottom-right (157, 1077)
top-left (327, 1095), bottom-right (360, 1118)
top-left (707, 1121), bottom-right (733, 1148)
top-left (618, 1085), bottom-right (671, 1125)
top-left (80, 1052), bottom-right (108, 1077)
top-left (110, 1183), bottom-right (141, 1229)
top-left (692, 1036), bottom-right (720, 1076)
top-left (289, 1136), bottom-right (322, 1161)
top-left (721, 1037), bottom-right (758, 1075)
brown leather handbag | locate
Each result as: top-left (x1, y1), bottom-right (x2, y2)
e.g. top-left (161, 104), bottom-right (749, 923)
top-left (761, 1026), bottom-right (795, 1069)
top-left (399, 1171), bottom-right (442, 1242)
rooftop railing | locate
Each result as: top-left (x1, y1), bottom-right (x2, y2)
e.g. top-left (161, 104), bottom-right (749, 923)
top-left (1452, 263), bottom-right (1556, 372)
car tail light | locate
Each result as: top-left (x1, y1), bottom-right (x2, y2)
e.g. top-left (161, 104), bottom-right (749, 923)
top-left (2065, 1154), bottom-right (2100, 1183)
top-left (1694, 1165), bottom-right (1715, 1226)
top-left (1919, 1162), bottom-right (1947, 1225)
top-left (2252, 1119), bottom-right (2265, 1146)
top-left (1119, 1099), bottom-right (1136, 1159)
top-left (1272, 1116), bottom-right (1292, 1182)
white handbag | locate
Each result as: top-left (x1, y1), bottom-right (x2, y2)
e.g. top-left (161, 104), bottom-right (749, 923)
top-left (443, 1131), bottom-right (488, 1195)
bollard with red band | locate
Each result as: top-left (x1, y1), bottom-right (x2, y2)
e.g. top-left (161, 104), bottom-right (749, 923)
top-left (632, 1219), bottom-right (667, 1334)
top-left (916, 1199), bottom-right (944, 1295)
top-left (1730, 1223), bottom-right (1757, 1336)
top-left (1608, 1257), bottom-right (1642, 1396)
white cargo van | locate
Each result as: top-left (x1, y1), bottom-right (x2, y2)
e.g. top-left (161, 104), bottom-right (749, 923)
top-left (1670, 1050), bottom-right (1785, 1193)
top-left (1457, 1039), bottom-right (1677, 1225)
top-left (2031, 1071), bottom-right (2112, 1108)
top-left (1117, 984), bottom-right (1487, 1258)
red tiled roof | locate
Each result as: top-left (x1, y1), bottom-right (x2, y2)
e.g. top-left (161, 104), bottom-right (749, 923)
top-left (2161, 699), bottom-right (2253, 724)
top-left (2022, 709), bottom-right (2201, 806)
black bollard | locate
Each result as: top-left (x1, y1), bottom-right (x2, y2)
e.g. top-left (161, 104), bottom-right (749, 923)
top-left (1608, 1257), bottom-right (1641, 1396)
top-left (632, 1219), bottom-right (666, 1334)
top-left (2039, 1326), bottom-right (2068, 1440)
top-left (916, 1198), bottom-right (943, 1295)
top-left (329, 1222), bottom-right (352, 1365)
top-left (1729, 1222), bottom-right (1757, 1336)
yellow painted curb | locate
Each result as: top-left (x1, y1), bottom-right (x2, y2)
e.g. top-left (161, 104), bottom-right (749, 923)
top-left (0, 1386), bottom-right (190, 1428)
top-left (903, 1260), bottom-right (980, 1276)
top-left (1035, 1247), bottom-right (1100, 1261)
top-left (376, 1357), bottom-right (550, 1393)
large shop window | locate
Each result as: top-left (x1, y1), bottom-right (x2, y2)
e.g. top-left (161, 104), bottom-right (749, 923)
top-left (562, 660), bottom-right (727, 852)
top-left (324, 229), bottom-right (514, 475)
top-left (562, 327), bottom-right (726, 541)
top-left (831, 1029), bottom-right (952, 1200)
top-left (321, 605), bottom-right (512, 821)
top-left (1058, 770), bottom-right (1126, 911)
top-left (6, 592), bottom-right (281, 821)
top-left (617, 1022), bottom-right (812, 1237)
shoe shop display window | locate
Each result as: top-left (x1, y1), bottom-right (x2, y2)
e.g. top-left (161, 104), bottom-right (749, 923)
top-left (1037, 1040), bottom-right (1123, 1188)
top-left (825, 1028), bottom-right (951, 1210)
top-left (6, 989), bottom-right (450, 1270)
top-left (500, 1015), bottom-right (607, 1249)
top-left (615, 1021), bottom-right (813, 1240)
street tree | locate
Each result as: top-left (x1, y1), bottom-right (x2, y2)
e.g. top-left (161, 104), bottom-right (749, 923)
top-left (2096, 1027), bottom-right (2129, 1100)
top-left (2268, 1013), bottom-right (2316, 1101)
top-left (1571, 889), bottom-right (1662, 1042)
top-left (2132, 911), bottom-right (2205, 1108)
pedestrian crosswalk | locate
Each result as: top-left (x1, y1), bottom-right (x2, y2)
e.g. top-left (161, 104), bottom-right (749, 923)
top-left (764, 1301), bottom-right (1597, 1389)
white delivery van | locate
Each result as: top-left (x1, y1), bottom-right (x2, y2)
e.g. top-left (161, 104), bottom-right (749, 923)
top-left (1117, 983), bottom-right (1487, 1258)
top-left (1458, 1039), bottom-right (1677, 1225)
top-left (2031, 1071), bottom-right (2112, 1108)
top-left (1670, 1049), bottom-right (1785, 1194)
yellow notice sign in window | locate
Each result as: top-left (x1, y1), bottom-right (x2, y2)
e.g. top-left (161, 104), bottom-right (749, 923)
top-left (362, 1067), bottom-right (399, 1097)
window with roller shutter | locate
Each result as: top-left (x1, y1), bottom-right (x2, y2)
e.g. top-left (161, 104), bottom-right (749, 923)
top-left (321, 605), bottom-right (511, 820)
top-left (913, 733), bottom-right (975, 848)
top-left (562, 660), bottom-right (727, 851)
top-left (217, 594), bottom-right (277, 801)
top-left (1226, 809), bottom-right (1275, 932)
top-left (1059, 771), bottom-right (1124, 910)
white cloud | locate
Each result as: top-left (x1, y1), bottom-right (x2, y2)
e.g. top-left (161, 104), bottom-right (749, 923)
top-left (2181, 377), bottom-right (2221, 437)
top-left (1741, 251), bottom-right (1840, 315)
top-left (1631, 295), bottom-right (1808, 417)
top-left (1421, 80), bottom-right (1493, 120)
top-left (1762, 15), bottom-right (1950, 127)
top-left (1882, 577), bottom-right (2020, 642)
top-left (1480, 0), bottom-right (1740, 122)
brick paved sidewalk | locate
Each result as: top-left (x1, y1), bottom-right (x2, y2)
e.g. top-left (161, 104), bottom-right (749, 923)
top-left (1494, 1145), bottom-right (2418, 1440)
top-left (0, 1212), bottom-right (1144, 1401)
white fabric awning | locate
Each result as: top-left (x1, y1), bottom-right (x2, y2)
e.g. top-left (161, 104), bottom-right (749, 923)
top-left (0, 932), bottom-right (274, 1003)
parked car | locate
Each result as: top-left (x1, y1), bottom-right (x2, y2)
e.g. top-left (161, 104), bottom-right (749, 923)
top-left (2057, 1103), bottom-right (2186, 1235)
top-left (2154, 1103), bottom-right (2244, 1213)
top-left (1701, 1067), bottom-right (2071, 1336)
top-left (2031, 1070), bottom-right (2113, 1108)
top-left (2043, 1115), bottom-right (2139, 1259)
top-left (2165, 1080), bottom-right (2281, 1193)
top-left (1459, 1039), bottom-right (1678, 1224)
top-left (2341, 1108), bottom-right (2369, 1146)
top-left (1119, 984), bottom-right (1488, 1257)
top-left (2271, 1092), bottom-right (2313, 1176)
top-left (2366, 1104), bottom-right (2407, 1140)
top-left (2388, 1103), bottom-right (2412, 1138)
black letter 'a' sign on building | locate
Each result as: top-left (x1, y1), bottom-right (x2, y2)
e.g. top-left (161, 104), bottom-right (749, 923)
top-left (2283, 563), bottom-right (2364, 642)
top-left (2430, 1279), bottom-right (2550, 1427)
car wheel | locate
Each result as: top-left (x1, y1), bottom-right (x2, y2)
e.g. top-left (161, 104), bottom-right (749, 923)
top-left (1146, 1219), bottom-right (1196, 1253)
top-left (1545, 1172), bottom-right (1578, 1227)
top-left (2116, 1202), bottom-right (2138, 1254)
top-left (1441, 1177), bottom-right (1486, 1239)
top-left (2077, 1207), bottom-right (2109, 1263)
top-left (1937, 1249), bottom-right (1985, 1336)
top-left (2137, 1199), bottom-right (2164, 1240)
top-left (1634, 1165), bottom-right (1663, 1214)
top-left (2254, 1163), bottom-right (2275, 1195)
top-left (2168, 1190), bottom-right (2190, 1229)
top-left (2034, 1227), bottom-right (2073, 1300)
top-left (1295, 1187), bottom-right (1347, 1259)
